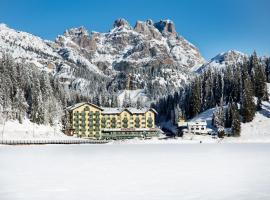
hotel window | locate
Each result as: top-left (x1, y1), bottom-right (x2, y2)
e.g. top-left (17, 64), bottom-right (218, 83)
top-left (84, 106), bottom-right (90, 111)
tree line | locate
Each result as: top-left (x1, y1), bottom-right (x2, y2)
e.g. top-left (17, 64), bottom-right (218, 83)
top-left (154, 52), bottom-right (270, 136)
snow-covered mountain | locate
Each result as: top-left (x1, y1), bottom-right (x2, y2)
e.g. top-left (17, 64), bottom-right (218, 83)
top-left (0, 19), bottom-right (205, 104)
top-left (195, 50), bottom-right (248, 73)
top-left (0, 23), bottom-right (60, 70)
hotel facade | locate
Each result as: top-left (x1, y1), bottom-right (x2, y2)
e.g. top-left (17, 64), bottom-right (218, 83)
top-left (65, 102), bottom-right (159, 140)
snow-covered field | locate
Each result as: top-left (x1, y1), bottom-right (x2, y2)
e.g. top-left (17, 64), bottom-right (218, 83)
top-left (1, 144), bottom-right (270, 200)
top-left (0, 119), bottom-right (77, 140)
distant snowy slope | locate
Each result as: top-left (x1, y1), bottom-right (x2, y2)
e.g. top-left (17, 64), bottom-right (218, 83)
top-left (226, 100), bottom-right (270, 143)
top-left (195, 50), bottom-right (247, 73)
top-left (118, 89), bottom-right (149, 107)
top-left (0, 23), bottom-right (60, 70)
top-left (234, 83), bottom-right (270, 142)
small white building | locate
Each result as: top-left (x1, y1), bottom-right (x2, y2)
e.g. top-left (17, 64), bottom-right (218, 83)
top-left (187, 121), bottom-right (207, 135)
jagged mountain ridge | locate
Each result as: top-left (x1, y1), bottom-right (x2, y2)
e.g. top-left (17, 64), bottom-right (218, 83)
top-left (0, 19), bottom-right (206, 105)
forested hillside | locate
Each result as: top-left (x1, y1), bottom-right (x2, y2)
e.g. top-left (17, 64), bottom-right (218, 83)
top-left (0, 55), bottom-right (66, 125)
top-left (154, 52), bottom-right (270, 135)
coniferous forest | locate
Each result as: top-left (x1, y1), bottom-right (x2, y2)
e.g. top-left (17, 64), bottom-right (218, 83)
top-left (0, 55), bottom-right (67, 125)
top-left (154, 52), bottom-right (270, 136)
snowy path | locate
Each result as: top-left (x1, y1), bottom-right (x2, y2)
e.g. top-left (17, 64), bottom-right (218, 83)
top-left (1, 144), bottom-right (270, 200)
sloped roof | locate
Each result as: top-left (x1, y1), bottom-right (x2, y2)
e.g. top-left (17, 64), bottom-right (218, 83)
top-left (188, 121), bottom-right (207, 126)
top-left (102, 107), bottom-right (123, 114)
top-left (66, 102), bottom-right (103, 111)
top-left (101, 107), bottom-right (158, 115)
top-left (66, 102), bottom-right (157, 115)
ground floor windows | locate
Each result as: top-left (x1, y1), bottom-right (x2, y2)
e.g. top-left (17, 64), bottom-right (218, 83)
top-left (100, 131), bottom-right (159, 140)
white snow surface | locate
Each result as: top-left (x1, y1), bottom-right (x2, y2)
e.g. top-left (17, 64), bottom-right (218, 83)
top-left (118, 89), bottom-right (149, 107)
top-left (0, 23), bottom-right (59, 69)
top-left (186, 100), bottom-right (270, 143)
top-left (0, 118), bottom-right (73, 140)
top-left (194, 50), bottom-right (248, 72)
top-left (1, 144), bottom-right (270, 200)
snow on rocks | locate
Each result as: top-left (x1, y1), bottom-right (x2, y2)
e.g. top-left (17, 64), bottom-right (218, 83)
top-left (195, 50), bottom-right (248, 73)
top-left (0, 20), bottom-right (206, 106)
top-left (0, 23), bottom-right (60, 69)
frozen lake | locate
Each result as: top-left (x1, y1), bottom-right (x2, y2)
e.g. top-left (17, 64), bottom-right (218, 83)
top-left (1, 144), bottom-right (270, 200)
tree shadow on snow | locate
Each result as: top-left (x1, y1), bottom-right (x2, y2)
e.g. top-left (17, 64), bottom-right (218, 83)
top-left (259, 107), bottom-right (270, 118)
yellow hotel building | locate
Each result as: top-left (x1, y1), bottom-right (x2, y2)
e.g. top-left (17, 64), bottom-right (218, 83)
top-left (65, 102), bottom-right (159, 140)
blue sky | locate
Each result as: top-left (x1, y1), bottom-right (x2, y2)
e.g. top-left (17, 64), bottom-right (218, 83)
top-left (0, 0), bottom-right (269, 59)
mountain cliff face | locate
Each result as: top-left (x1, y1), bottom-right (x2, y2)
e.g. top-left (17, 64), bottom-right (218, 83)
top-left (0, 19), bottom-right (205, 105)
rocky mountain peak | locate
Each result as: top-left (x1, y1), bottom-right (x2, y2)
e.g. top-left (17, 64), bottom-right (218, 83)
top-left (113, 18), bottom-right (132, 29)
top-left (134, 20), bottom-right (162, 39)
top-left (0, 23), bottom-right (9, 30)
top-left (154, 19), bottom-right (177, 37)
top-left (64, 26), bottom-right (89, 38)
top-left (146, 19), bottom-right (154, 26)
top-left (0, 21), bottom-right (206, 104)
top-left (221, 50), bottom-right (247, 61)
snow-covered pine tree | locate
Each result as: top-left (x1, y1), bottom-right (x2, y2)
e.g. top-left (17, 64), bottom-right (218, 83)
top-left (136, 96), bottom-right (143, 109)
top-left (122, 91), bottom-right (128, 108)
top-left (201, 69), bottom-right (215, 110)
top-left (40, 71), bottom-right (53, 124)
top-left (225, 101), bottom-right (232, 128)
top-left (212, 104), bottom-right (225, 129)
top-left (12, 89), bottom-right (28, 123)
top-left (231, 102), bottom-right (241, 136)
top-left (265, 58), bottom-right (270, 82)
top-left (173, 104), bottom-right (181, 125)
top-left (241, 62), bottom-right (256, 123)
top-left (30, 74), bottom-right (44, 124)
top-left (189, 77), bottom-right (201, 117)
top-left (250, 52), bottom-right (268, 105)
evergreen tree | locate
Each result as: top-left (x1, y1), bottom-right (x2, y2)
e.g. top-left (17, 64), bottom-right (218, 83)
top-left (265, 58), bottom-right (270, 82)
top-left (189, 77), bottom-right (201, 117)
top-left (136, 96), bottom-right (143, 109)
top-left (212, 105), bottom-right (225, 130)
top-left (231, 102), bottom-right (241, 136)
top-left (30, 76), bottom-right (44, 124)
top-left (241, 63), bottom-right (256, 123)
top-left (225, 101), bottom-right (233, 128)
top-left (251, 52), bottom-right (268, 102)
top-left (12, 89), bottom-right (28, 123)
top-left (122, 92), bottom-right (131, 108)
